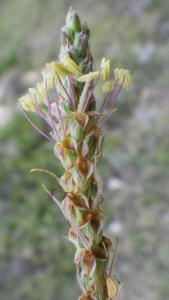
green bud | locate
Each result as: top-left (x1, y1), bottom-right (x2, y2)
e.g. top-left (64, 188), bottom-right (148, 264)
top-left (82, 22), bottom-right (90, 38)
top-left (79, 60), bottom-right (93, 74)
top-left (74, 32), bottom-right (89, 57)
top-left (66, 7), bottom-right (82, 34)
top-left (60, 25), bottom-right (73, 45)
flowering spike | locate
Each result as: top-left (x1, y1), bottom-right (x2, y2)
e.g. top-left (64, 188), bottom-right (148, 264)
top-left (19, 7), bottom-right (131, 300)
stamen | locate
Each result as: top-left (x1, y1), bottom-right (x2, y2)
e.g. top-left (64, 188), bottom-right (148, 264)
top-left (68, 75), bottom-right (76, 112)
top-left (32, 94), bottom-right (54, 129)
top-left (82, 69), bottom-right (102, 112)
top-left (78, 74), bottom-right (94, 113)
top-left (52, 78), bottom-right (66, 137)
top-left (21, 107), bottom-right (55, 142)
top-left (45, 79), bottom-right (61, 141)
top-left (100, 77), bottom-right (124, 128)
top-left (95, 79), bottom-right (119, 124)
top-left (55, 71), bottom-right (75, 108)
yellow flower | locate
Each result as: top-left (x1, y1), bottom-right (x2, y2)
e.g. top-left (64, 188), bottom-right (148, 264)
top-left (37, 82), bottom-right (47, 97)
top-left (114, 68), bottom-right (131, 89)
top-left (62, 55), bottom-right (82, 75)
top-left (19, 95), bottom-right (36, 112)
top-left (42, 71), bottom-right (59, 89)
top-left (102, 81), bottom-right (115, 93)
top-left (29, 88), bottom-right (44, 102)
top-left (100, 57), bottom-right (110, 81)
top-left (77, 71), bottom-right (99, 82)
top-left (46, 61), bottom-right (70, 76)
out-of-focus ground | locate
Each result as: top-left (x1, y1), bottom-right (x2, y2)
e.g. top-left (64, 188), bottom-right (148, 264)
top-left (0, 0), bottom-right (169, 299)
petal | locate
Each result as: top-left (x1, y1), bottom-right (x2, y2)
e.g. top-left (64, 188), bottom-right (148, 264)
top-left (102, 236), bottom-right (112, 256)
top-left (78, 157), bottom-right (93, 181)
top-left (77, 210), bottom-right (91, 228)
top-left (74, 112), bottom-right (89, 130)
top-left (102, 81), bottom-right (115, 93)
top-left (74, 248), bottom-right (87, 263)
top-left (90, 213), bottom-right (104, 237)
top-left (92, 245), bottom-right (108, 261)
top-left (62, 137), bottom-right (78, 153)
top-left (68, 227), bottom-right (79, 245)
top-left (71, 193), bottom-right (89, 209)
top-left (81, 255), bottom-right (96, 277)
top-left (29, 88), bottom-right (44, 102)
top-left (77, 71), bottom-right (99, 82)
top-left (46, 61), bottom-right (70, 76)
top-left (62, 55), bottom-right (82, 75)
top-left (100, 59), bottom-right (110, 81)
top-left (106, 277), bottom-right (117, 299)
top-left (61, 196), bottom-right (73, 219)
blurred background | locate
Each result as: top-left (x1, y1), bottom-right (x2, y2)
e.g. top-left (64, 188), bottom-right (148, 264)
top-left (0, 0), bottom-right (169, 299)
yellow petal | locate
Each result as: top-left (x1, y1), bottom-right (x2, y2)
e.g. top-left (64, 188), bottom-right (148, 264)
top-left (37, 83), bottom-right (47, 97)
top-left (114, 68), bottom-right (131, 89)
top-left (46, 61), bottom-right (70, 76)
top-left (77, 71), bottom-right (99, 82)
top-left (42, 71), bottom-right (59, 89)
top-left (102, 81), bottom-right (115, 93)
top-left (106, 277), bottom-right (117, 299)
top-left (19, 98), bottom-right (31, 111)
top-left (29, 88), bottom-right (44, 102)
top-left (100, 58), bottom-right (110, 81)
top-left (62, 55), bottom-right (82, 75)
top-left (19, 95), bottom-right (36, 112)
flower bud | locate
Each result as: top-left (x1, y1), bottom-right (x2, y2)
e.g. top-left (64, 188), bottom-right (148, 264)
top-left (82, 22), bottom-right (90, 38)
top-left (100, 58), bottom-right (110, 81)
top-left (74, 32), bottom-right (89, 57)
top-left (29, 88), bottom-right (44, 102)
top-left (46, 61), bottom-right (70, 76)
top-left (77, 71), bottom-right (99, 82)
top-left (42, 71), bottom-right (59, 89)
top-left (62, 55), bottom-right (82, 75)
top-left (60, 25), bottom-right (73, 45)
top-left (114, 68), bottom-right (131, 88)
top-left (66, 7), bottom-right (82, 34)
top-left (19, 95), bottom-right (36, 112)
top-left (102, 81), bottom-right (115, 93)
